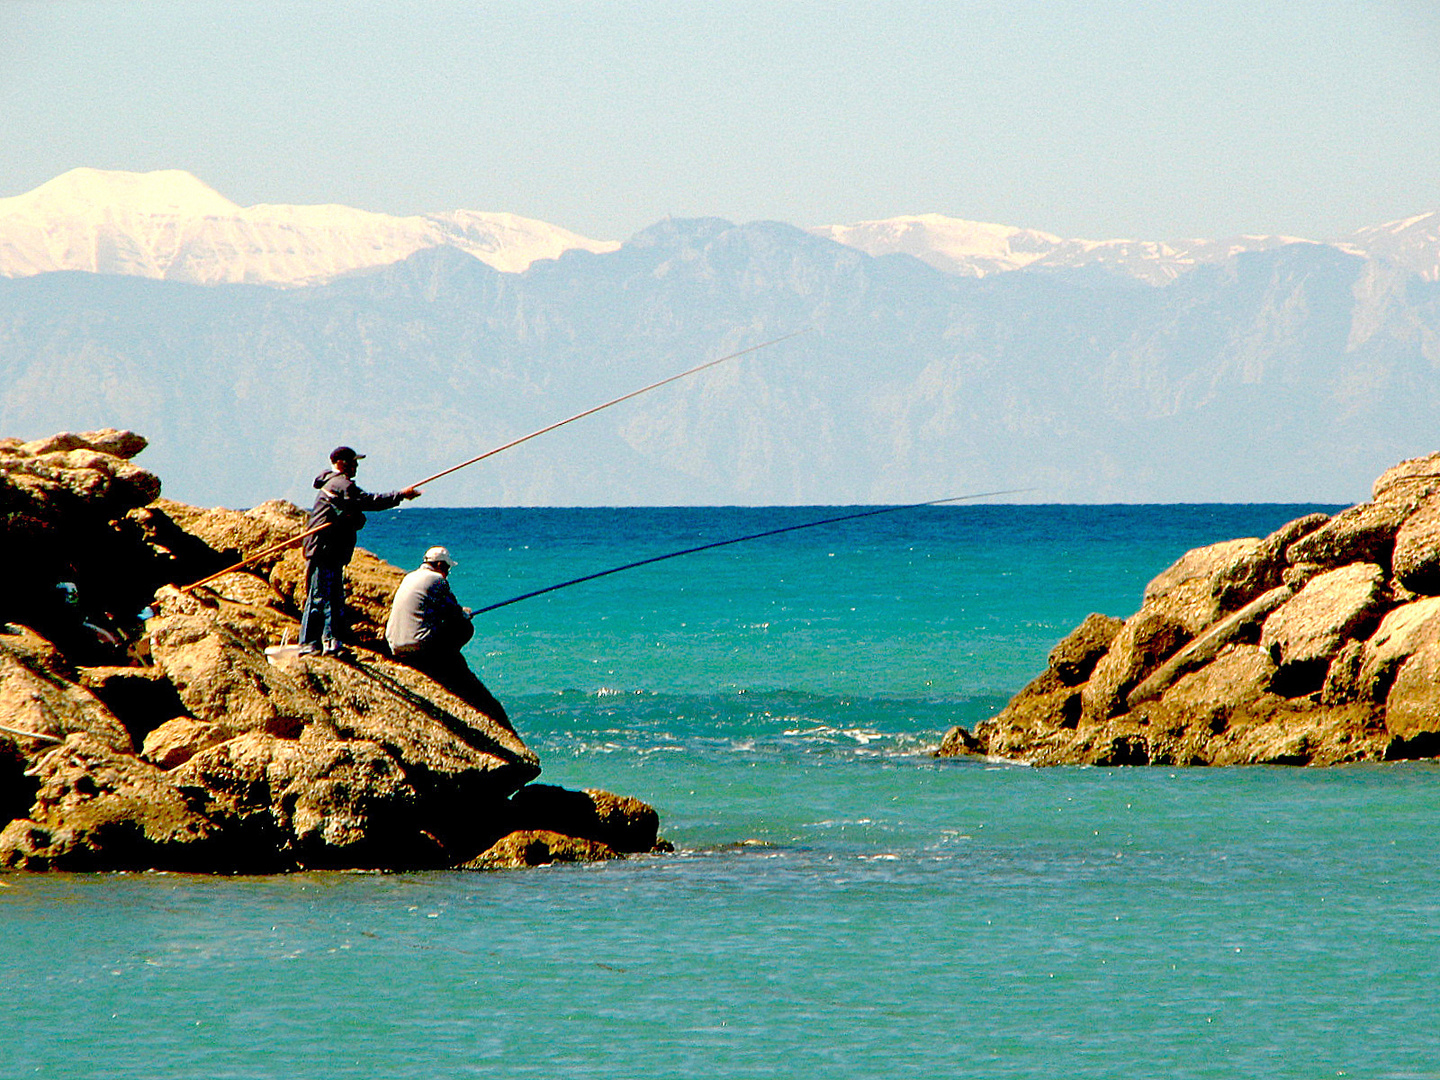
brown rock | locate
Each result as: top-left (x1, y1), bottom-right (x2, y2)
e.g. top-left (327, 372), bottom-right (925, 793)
top-left (1144, 537), bottom-right (1263, 616)
top-left (1390, 499), bottom-right (1440, 595)
top-left (1218, 701), bottom-right (1383, 766)
top-left (1081, 605), bottom-right (1192, 720)
top-left (505, 784), bottom-right (661, 853)
top-left (1213, 513), bottom-right (1329, 609)
top-left (170, 731), bottom-right (433, 869)
top-left (144, 597), bottom-right (538, 858)
top-left (1356, 597), bottom-right (1440, 702)
top-left (462, 829), bottom-right (621, 870)
top-left (1282, 562), bottom-right (1325, 592)
top-left (1127, 584), bottom-right (1292, 709)
top-left (1371, 451), bottom-right (1440, 501)
top-left (1135, 646), bottom-right (1385, 766)
top-left (76, 664), bottom-right (187, 746)
top-left (967, 667), bottom-right (1082, 760)
top-left (1320, 639), bottom-right (1365, 705)
top-left (0, 733), bottom-right (218, 870)
top-left (141, 717), bottom-right (230, 770)
top-left (16, 430), bottom-right (146, 460)
top-left (937, 724), bottom-right (985, 756)
top-left (972, 695), bottom-right (1084, 765)
top-left (1259, 563), bottom-right (1387, 691)
top-left (1285, 498), bottom-right (1418, 570)
top-left (1048, 613), bottom-right (1125, 685)
top-left (0, 628), bottom-right (134, 760)
top-left (1382, 639), bottom-right (1440, 753)
top-left (149, 609), bottom-right (319, 737)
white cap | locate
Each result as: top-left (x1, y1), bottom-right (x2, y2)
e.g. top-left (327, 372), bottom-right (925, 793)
top-left (423, 545), bottom-right (457, 569)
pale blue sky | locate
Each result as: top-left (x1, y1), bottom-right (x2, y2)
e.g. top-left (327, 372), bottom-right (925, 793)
top-left (3, 1), bottom-right (1438, 241)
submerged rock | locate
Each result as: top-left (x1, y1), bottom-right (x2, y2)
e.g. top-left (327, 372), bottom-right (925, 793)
top-left (1, 429), bottom-right (668, 871)
top-left (941, 452), bottom-right (1440, 766)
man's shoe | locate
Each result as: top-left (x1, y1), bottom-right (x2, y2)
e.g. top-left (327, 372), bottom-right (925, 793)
top-left (297, 643), bottom-right (321, 656)
top-left (322, 644), bottom-right (356, 661)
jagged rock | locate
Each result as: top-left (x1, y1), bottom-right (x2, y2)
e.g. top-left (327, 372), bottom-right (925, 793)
top-left (148, 608), bottom-right (320, 738)
top-left (1127, 585), bottom-right (1292, 709)
top-left (1390, 499), bottom-right (1440, 596)
top-left (937, 724), bottom-right (985, 756)
top-left (1132, 645), bottom-right (1384, 766)
top-left (1371, 452), bottom-right (1440, 501)
top-left (1321, 639), bottom-right (1365, 705)
top-left (1355, 597), bottom-right (1440, 702)
top-left (1144, 537), bottom-right (1265, 620)
top-left (76, 665), bottom-right (185, 746)
top-left (1048, 613), bottom-right (1125, 685)
top-left (0, 733), bottom-right (218, 870)
top-left (1081, 605), bottom-right (1192, 721)
top-left (148, 601), bottom-right (535, 787)
top-left (170, 731), bottom-right (434, 870)
top-left (1220, 513), bottom-right (1330, 605)
top-left (1285, 498), bottom-right (1418, 570)
top-left (17, 429), bottom-right (147, 460)
top-left (0, 627), bottom-right (133, 758)
top-left (141, 717), bottom-right (229, 770)
top-left (945, 455), bottom-right (1437, 767)
top-left (2, 428), bottom-right (661, 872)
top-left (1382, 639), bottom-right (1440, 755)
top-left (1259, 563), bottom-right (1387, 691)
top-left (1282, 562), bottom-right (1326, 592)
top-left (505, 784), bottom-right (661, 853)
top-left (462, 829), bottom-right (621, 870)
top-left (975, 668), bottom-right (1083, 755)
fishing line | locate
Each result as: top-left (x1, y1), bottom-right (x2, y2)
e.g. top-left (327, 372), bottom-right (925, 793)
top-left (469, 488), bottom-right (1036, 616)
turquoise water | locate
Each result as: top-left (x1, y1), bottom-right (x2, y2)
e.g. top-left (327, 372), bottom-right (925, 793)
top-left (4, 505), bottom-right (1439, 1079)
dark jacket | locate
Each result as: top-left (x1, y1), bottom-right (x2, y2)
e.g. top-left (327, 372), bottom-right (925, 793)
top-left (303, 469), bottom-right (407, 565)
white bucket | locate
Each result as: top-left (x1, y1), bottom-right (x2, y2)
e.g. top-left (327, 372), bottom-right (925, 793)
top-left (264, 644), bottom-right (305, 666)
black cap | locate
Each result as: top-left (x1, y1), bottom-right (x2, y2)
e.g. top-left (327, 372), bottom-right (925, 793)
top-left (330, 445), bottom-right (366, 463)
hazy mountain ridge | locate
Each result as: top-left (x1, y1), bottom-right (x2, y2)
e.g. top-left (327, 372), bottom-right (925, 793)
top-left (3, 216), bottom-right (1438, 507)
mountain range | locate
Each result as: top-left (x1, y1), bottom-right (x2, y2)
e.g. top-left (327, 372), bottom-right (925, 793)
top-left (2, 169), bottom-right (1439, 507)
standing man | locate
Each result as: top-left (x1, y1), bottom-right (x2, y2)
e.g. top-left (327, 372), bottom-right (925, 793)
top-left (300, 445), bottom-right (419, 658)
top-left (386, 546), bottom-right (509, 723)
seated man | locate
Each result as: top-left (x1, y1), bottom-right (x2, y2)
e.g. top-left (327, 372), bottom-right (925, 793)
top-left (384, 546), bottom-right (509, 723)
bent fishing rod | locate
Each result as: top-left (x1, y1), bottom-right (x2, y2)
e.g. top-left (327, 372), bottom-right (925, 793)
top-left (184, 329), bottom-right (811, 591)
top-left (468, 488), bottom-right (1036, 616)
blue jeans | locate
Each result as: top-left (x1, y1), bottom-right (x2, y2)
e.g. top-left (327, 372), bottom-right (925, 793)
top-left (300, 560), bottom-right (345, 649)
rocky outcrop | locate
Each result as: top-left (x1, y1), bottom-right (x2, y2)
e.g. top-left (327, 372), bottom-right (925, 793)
top-left (940, 452), bottom-right (1440, 766)
top-left (1, 430), bottom-right (669, 870)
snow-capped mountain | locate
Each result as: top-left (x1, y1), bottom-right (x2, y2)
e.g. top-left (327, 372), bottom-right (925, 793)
top-left (810, 214), bottom-right (1312, 284)
top-left (2, 169), bottom-right (1438, 291)
top-left (0, 168), bottom-right (620, 286)
top-left (1341, 210), bottom-right (1440, 282)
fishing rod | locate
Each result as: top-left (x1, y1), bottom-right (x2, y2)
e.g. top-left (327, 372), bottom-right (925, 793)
top-left (183, 330), bottom-right (810, 591)
top-left (409, 328), bottom-right (813, 489)
top-left (468, 488), bottom-right (1036, 616)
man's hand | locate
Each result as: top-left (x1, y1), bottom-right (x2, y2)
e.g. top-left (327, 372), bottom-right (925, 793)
top-left (401, 487), bottom-right (421, 500)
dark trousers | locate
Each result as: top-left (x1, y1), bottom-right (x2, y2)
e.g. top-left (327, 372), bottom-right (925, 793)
top-left (300, 560), bottom-right (345, 648)
top-left (397, 646), bottom-right (509, 723)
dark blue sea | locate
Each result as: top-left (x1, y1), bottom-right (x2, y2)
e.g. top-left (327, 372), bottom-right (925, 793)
top-left (5, 505), bottom-right (1438, 1078)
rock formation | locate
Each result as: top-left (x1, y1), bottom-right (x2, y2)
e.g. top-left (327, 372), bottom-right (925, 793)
top-left (1, 430), bottom-right (667, 870)
top-left (939, 453), bottom-right (1440, 766)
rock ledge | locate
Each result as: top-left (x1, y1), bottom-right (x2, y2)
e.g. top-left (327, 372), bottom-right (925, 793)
top-left (1, 430), bottom-right (668, 870)
top-left (939, 452), bottom-right (1440, 766)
